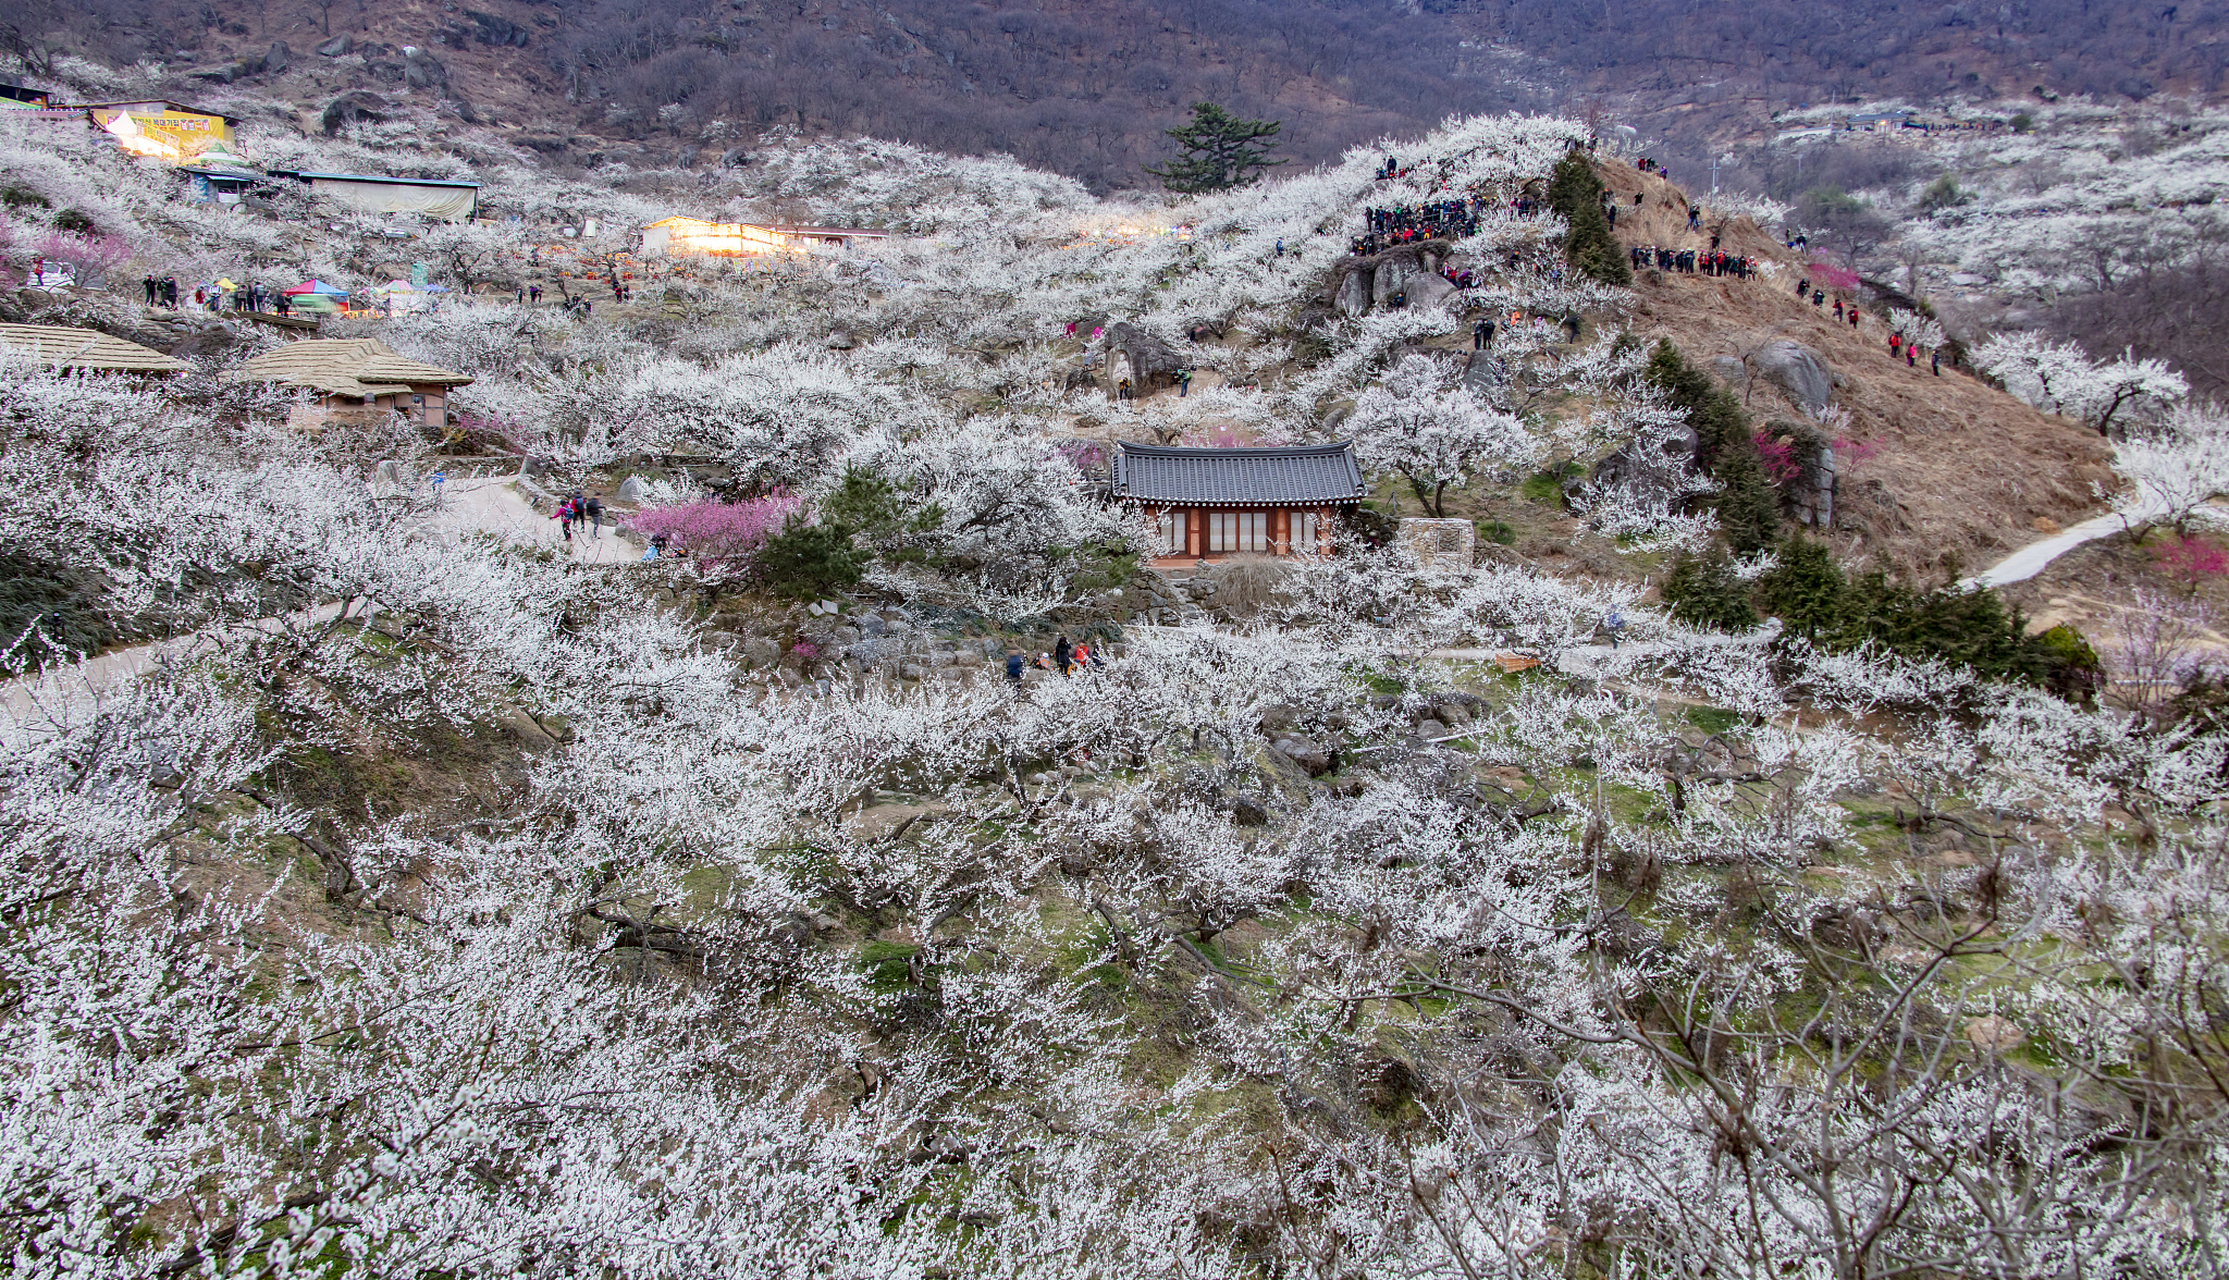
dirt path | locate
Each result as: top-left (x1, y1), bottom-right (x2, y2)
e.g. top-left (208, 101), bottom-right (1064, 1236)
top-left (425, 476), bottom-right (641, 564)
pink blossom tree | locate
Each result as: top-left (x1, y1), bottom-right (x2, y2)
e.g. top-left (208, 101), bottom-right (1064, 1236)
top-left (624, 493), bottom-right (804, 571)
top-left (32, 232), bottom-right (133, 289)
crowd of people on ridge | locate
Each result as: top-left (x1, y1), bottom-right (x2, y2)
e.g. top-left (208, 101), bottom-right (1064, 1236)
top-left (1350, 197), bottom-right (1487, 256)
top-left (1631, 245), bottom-right (1759, 278)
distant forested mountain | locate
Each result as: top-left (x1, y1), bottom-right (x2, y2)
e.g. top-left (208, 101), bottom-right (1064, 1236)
top-left (5, 0), bottom-right (2223, 187)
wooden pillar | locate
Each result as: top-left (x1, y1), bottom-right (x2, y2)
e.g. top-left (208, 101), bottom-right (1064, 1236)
top-left (1189, 507), bottom-right (1203, 558)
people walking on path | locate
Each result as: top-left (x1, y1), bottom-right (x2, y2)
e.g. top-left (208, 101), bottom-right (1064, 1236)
top-left (1054, 635), bottom-right (1073, 675)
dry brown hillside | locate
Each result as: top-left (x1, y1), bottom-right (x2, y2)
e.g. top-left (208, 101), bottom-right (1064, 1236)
top-left (1597, 162), bottom-right (2115, 579)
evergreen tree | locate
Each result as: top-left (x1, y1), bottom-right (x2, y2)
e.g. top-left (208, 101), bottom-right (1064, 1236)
top-left (753, 516), bottom-right (864, 599)
top-left (1564, 199), bottom-right (1632, 286)
top-left (819, 464), bottom-right (944, 565)
top-left (1546, 150), bottom-right (1630, 286)
top-left (1645, 339), bottom-right (1750, 473)
top-left (1830, 569), bottom-right (2046, 684)
top-left (1714, 449), bottom-right (1782, 556)
top-left (1757, 533), bottom-right (1846, 638)
top-left (1661, 547), bottom-right (1759, 632)
top-left (1144, 103), bottom-right (1287, 194)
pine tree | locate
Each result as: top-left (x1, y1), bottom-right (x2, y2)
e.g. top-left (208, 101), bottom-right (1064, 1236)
top-left (1546, 150), bottom-right (1630, 286)
top-left (1715, 449), bottom-right (1782, 556)
top-left (1757, 533), bottom-right (1846, 638)
top-left (1661, 547), bottom-right (1759, 632)
top-left (1645, 339), bottom-right (1750, 474)
top-left (753, 516), bottom-right (864, 599)
top-left (1564, 199), bottom-right (1632, 286)
top-left (1144, 103), bottom-right (1287, 194)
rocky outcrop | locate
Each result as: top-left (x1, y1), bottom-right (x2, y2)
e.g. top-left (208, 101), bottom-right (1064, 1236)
top-left (402, 46), bottom-right (449, 90)
top-left (1715, 340), bottom-right (1835, 417)
top-left (1106, 322), bottom-right (1181, 388)
top-left (321, 91), bottom-right (390, 134)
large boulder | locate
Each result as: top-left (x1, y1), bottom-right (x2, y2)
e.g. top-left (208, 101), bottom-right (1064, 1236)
top-left (1462, 352), bottom-right (1507, 396)
top-left (1406, 270), bottom-right (1455, 310)
top-left (401, 46), bottom-right (449, 90)
top-left (321, 90), bottom-right (390, 134)
top-left (1107, 322), bottom-right (1182, 388)
top-left (264, 40), bottom-right (291, 73)
top-left (1371, 256), bottom-right (1418, 307)
top-left (1752, 340), bottom-right (1834, 416)
top-left (316, 34), bottom-right (354, 56)
top-left (1335, 267), bottom-right (1372, 317)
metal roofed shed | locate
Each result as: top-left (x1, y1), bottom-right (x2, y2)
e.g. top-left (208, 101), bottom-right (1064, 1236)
top-left (0, 324), bottom-right (188, 374)
top-left (1111, 441), bottom-right (1364, 565)
top-left (267, 170), bottom-right (481, 222)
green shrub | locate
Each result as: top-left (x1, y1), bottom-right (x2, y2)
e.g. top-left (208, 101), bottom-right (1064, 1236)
top-left (1757, 533), bottom-right (1844, 638)
top-left (1828, 569), bottom-right (2044, 683)
top-left (0, 186), bottom-right (49, 210)
top-left (1645, 339), bottom-right (1751, 475)
top-left (1547, 151), bottom-right (1631, 287)
top-left (53, 208), bottom-right (97, 235)
top-left (1714, 450), bottom-right (1782, 556)
top-left (2032, 623), bottom-right (2103, 705)
top-left (1475, 519), bottom-right (1517, 545)
top-left (1662, 547), bottom-right (1759, 632)
top-left (752, 517), bottom-right (864, 600)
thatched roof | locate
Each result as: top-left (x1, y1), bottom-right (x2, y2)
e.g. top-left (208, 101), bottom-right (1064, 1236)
top-left (0, 324), bottom-right (189, 373)
top-left (229, 338), bottom-right (471, 398)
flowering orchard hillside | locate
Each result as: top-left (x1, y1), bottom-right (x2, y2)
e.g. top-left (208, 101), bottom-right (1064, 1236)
top-left (4, 89), bottom-right (2229, 1279)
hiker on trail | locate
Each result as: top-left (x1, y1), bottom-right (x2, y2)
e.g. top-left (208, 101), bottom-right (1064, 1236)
top-left (1849, 308), bottom-right (1860, 330)
top-left (529, 284), bottom-right (541, 305)
top-left (649, 533), bottom-right (670, 559)
top-left (1834, 298), bottom-right (1844, 319)
top-left (1890, 333), bottom-right (1903, 358)
top-left (1473, 317), bottom-right (1492, 350)
top-left (1796, 275), bottom-right (1810, 297)
top-left (1118, 378), bottom-right (1133, 401)
top-left (1604, 608), bottom-right (1626, 650)
top-left (1071, 641), bottom-right (1090, 671)
top-left (1813, 291), bottom-right (1825, 307)
top-left (1178, 369), bottom-right (1193, 398)
top-left (1563, 314), bottom-right (1581, 343)
top-left (585, 493), bottom-right (604, 538)
top-left (1006, 649), bottom-right (1025, 684)
top-left (1275, 238), bottom-right (1285, 257)
top-left (1687, 207), bottom-right (1701, 231)
top-left (1931, 349), bottom-right (1942, 376)
top-left (143, 276), bottom-right (157, 306)
top-left (1054, 635), bottom-right (1073, 675)
top-left (556, 499), bottom-right (576, 542)
top-left (430, 470), bottom-right (446, 501)
top-left (1908, 346), bottom-right (1918, 369)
